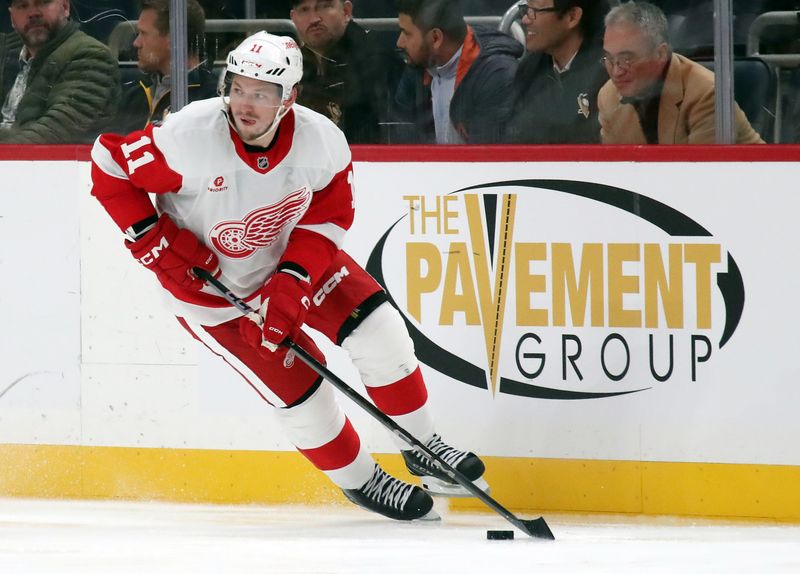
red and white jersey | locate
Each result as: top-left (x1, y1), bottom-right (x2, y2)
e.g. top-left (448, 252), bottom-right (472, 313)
top-left (91, 98), bottom-right (354, 325)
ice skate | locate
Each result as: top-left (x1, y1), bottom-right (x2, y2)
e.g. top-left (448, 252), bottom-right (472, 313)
top-left (402, 434), bottom-right (489, 497)
top-left (342, 464), bottom-right (439, 521)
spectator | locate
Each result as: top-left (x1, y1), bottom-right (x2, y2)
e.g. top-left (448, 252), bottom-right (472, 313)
top-left (597, 1), bottom-right (764, 144)
top-left (0, 0), bottom-right (120, 143)
top-left (506, 0), bottom-right (609, 144)
top-left (289, 0), bottom-right (405, 143)
top-left (111, 0), bottom-right (217, 134)
top-left (394, 0), bottom-right (523, 144)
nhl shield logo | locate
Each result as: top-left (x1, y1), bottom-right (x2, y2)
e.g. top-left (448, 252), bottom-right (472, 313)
top-left (257, 156), bottom-right (269, 169)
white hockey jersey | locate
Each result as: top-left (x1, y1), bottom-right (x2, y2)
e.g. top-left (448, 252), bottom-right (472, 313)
top-left (91, 98), bottom-right (354, 325)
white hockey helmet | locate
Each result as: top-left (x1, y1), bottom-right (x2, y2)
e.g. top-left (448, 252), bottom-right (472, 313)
top-left (225, 32), bottom-right (303, 101)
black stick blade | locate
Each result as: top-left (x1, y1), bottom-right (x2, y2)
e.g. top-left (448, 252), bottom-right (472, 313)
top-left (520, 517), bottom-right (555, 540)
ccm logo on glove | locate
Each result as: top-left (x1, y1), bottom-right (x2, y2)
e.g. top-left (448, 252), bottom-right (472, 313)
top-left (127, 214), bottom-right (219, 293)
top-left (137, 236), bottom-right (169, 265)
top-left (137, 236), bottom-right (215, 269)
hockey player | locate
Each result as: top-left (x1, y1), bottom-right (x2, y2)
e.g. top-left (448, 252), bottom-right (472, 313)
top-left (90, 31), bottom-right (487, 522)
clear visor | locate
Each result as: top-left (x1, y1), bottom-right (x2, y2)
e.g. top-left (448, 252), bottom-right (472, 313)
top-left (220, 73), bottom-right (286, 108)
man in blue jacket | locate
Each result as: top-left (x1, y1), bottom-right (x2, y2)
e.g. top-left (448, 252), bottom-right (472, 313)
top-left (394, 0), bottom-right (522, 144)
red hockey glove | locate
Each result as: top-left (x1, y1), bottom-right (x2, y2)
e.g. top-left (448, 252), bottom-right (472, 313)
top-left (239, 310), bottom-right (266, 350)
top-left (127, 214), bottom-right (218, 293)
top-left (239, 311), bottom-right (325, 367)
top-left (239, 265), bottom-right (312, 352)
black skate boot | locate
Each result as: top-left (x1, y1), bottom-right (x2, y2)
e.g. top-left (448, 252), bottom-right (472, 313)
top-left (342, 464), bottom-right (439, 521)
top-left (402, 434), bottom-right (489, 497)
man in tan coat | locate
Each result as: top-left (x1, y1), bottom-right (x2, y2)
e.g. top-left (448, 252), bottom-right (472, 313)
top-left (597, 1), bottom-right (763, 144)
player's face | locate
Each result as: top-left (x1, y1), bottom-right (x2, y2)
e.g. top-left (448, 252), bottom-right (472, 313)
top-left (133, 8), bottom-right (171, 75)
top-left (291, 0), bottom-right (352, 53)
top-left (228, 75), bottom-right (285, 141)
top-left (8, 0), bottom-right (69, 55)
top-left (396, 14), bottom-right (432, 69)
top-left (521, 1), bottom-right (572, 55)
top-left (603, 22), bottom-right (669, 98)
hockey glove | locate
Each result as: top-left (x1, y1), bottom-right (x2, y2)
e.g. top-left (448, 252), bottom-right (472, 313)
top-left (127, 214), bottom-right (218, 293)
top-left (239, 265), bottom-right (312, 352)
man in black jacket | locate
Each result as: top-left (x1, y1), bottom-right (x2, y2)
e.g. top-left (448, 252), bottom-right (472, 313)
top-left (112, 0), bottom-right (217, 134)
top-left (289, 0), bottom-right (405, 144)
top-left (394, 0), bottom-right (522, 144)
top-left (505, 0), bottom-right (609, 144)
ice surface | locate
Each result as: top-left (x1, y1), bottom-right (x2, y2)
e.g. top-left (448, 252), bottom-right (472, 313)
top-left (1, 497), bottom-right (798, 573)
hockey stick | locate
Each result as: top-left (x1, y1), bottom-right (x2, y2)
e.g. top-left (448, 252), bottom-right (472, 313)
top-left (193, 267), bottom-right (555, 540)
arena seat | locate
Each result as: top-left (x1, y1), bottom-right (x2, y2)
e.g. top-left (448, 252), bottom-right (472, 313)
top-left (697, 57), bottom-right (778, 143)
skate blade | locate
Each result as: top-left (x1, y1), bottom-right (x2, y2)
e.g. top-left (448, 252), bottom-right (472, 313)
top-left (414, 508), bottom-right (441, 521)
top-left (421, 476), bottom-right (490, 498)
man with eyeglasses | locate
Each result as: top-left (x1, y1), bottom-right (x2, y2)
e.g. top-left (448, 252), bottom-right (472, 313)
top-left (0, 0), bottom-right (119, 143)
top-left (289, 0), bottom-right (404, 143)
top-left (393, 0), bottom-right (522, 144)
top-left (597, 1), bottom-right (763, 144)
top-left (505, 0), bottom-right (609, 144)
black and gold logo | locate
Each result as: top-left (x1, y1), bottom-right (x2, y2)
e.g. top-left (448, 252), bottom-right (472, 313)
top-left (366, 180), bottom-right (744, 400)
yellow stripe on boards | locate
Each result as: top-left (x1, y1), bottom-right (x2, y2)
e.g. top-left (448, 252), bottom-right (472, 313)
top-left (1, 445), bottom-right (798, 521)
top-left (450, 458), bottom-right (800, 521)
top-left (0, 445), bottom-right (339, 504)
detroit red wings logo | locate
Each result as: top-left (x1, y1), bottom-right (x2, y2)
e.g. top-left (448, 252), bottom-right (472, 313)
top-left (209, 187), bottom-right (311, 258)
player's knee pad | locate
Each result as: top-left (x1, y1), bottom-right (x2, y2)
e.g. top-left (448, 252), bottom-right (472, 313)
top-left (341, 302), bottom-right (418, 387)
top-left (273, 381), bottom-right (346, 448)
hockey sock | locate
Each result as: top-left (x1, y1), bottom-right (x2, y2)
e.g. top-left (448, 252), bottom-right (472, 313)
top-left (342, 303), bottom-right (435, 449)
top-left (273, 382), bottom-right (375, 489)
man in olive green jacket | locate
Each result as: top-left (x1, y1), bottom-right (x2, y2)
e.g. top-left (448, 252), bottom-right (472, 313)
top-left (0, 0), bottom-right (120, 144)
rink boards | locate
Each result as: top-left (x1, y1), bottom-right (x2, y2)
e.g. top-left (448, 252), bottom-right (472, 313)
top-left (1, 145), bottom-right (799, 520)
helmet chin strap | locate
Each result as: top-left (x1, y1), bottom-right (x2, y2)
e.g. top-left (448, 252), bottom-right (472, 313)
top-left (224, 98), bottom-right (291, 147)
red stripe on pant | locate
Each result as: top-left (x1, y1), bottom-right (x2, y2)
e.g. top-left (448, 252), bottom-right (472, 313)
top-left (176, 316), bottom-right (274, 404)
top-left (365, 367), bottom-right (428, 416)
top-left (297, 417), bottom-right (361, 471)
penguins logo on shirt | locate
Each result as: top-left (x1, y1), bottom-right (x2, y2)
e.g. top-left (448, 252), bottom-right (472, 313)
top-left (577, 93), bottom-right (591, 118)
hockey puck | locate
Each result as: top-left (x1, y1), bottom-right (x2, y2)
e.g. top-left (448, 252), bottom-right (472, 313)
top-left (486, 529), bottom-right (514, 540)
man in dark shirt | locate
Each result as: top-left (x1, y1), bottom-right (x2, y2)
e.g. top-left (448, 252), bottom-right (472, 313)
top-left (111, 0), bottom-right (218, 134)
top-left (506, 0), bottom-right (609, 144)
top-left (289, 0), bottom-right (404, 143)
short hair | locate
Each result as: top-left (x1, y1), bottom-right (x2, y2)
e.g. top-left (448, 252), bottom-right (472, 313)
top-left (553, 0), bottom-right (609, 40)
top-left (604, 1), bottom-right (669, 48)
top-left (139, 0), bottom-right (206, 55)
top-left (396, 0), bottom-right (467, 43)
